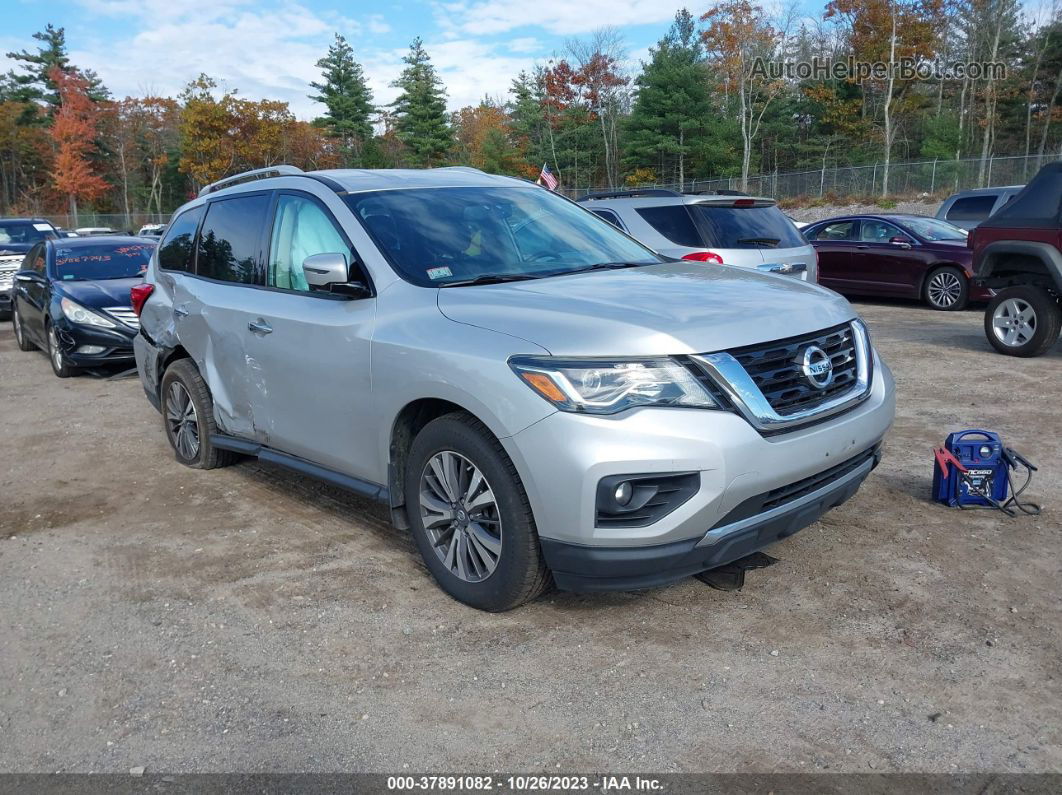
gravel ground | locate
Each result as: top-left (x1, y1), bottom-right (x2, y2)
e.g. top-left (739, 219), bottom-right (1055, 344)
top-left (787, 201), bottom-right (941, 223)
top-left (1, 298), bottom-right (1060, 774)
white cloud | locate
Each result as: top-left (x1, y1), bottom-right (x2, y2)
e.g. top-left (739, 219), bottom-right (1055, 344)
top-left (438, 0), bottom-right (675, 35)
top-left (367, 14), bottom-right (391, 34)
top-left (507, 36), bottom-right (540, 53)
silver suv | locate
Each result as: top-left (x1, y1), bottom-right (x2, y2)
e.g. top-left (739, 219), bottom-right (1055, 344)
top-left (132, 166), bottom-right (895, 611)
top-left (576, 189), bottom-right (817, 281)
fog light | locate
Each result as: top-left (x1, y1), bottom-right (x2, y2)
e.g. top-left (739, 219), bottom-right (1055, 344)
top-left (614, 481), bottom-right (633, 506)
top-left (76, 345), bottom-right (105, 355)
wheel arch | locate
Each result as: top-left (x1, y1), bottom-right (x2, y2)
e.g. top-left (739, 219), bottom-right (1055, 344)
top-left (975, 240), bottom-right (1062, 294)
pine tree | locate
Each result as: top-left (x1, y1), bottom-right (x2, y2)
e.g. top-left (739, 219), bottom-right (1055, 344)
top-left (390, 38), bottom-right (453, 166)
top-left (309, 33), bottom-right (375, 165)
top-left (624, 10), bottom-right (714, 185)
top-left (4, 24), bottom-right (109, 113)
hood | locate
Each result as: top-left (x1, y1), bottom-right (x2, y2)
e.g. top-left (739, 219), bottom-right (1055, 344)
top-left (0, 243), bottom-right (33, 255)
top-left (57, 277), bottom-right (140, 310)
top-left (437, 261), bottom-right (855, 356)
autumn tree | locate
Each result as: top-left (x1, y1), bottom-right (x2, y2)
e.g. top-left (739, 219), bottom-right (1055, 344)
top-left (5, 24), bottom-right (108, 114)
top-left (700, 0), bottom-right (787, 190)
top-left (568, 29), bottom-right (630, 188)
top-left (309, 33), bottom-right (375, 165)
top-left (49, 67), bottom-right (108, 224)
top-left (391, 38), bottom-right (452, 166)
top-left (452, 101), bottom-right (522, 173)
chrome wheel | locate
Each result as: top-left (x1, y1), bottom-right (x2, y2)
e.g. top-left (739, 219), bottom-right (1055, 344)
top-left (166, 382), bottom-right (200, 460)
top-left (419, 450), bottom-right (502, 583)
top-left (13, 307), bottom-right (22, 345)
top-left (927, 270), bottom-right (963, 308)
top-left (48, 325), bottom-right (63, 370)
top-left (992, 297), bottom-right (1036, 347)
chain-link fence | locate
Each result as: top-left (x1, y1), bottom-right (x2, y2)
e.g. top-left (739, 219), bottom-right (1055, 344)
top-left (43, 212), bottom-right (170, 233)
top-left (563, 153), bottom-right (1061, 202)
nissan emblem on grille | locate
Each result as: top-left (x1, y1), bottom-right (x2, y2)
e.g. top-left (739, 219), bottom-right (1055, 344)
top-left (800, 345), bottom-right (834, 389)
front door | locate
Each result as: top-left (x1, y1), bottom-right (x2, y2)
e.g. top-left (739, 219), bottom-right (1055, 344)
top-left (242, 191), bottom-right (377, 481)
top-left (854, 219), bottom-right (923, 297)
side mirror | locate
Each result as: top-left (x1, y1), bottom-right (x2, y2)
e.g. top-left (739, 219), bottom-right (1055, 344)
top-left (14, 272), bottom-right (40, 282)
top-left (302, 252), bottom-right (349, 288)
top-left (889, 236), bottom-right (913, 249)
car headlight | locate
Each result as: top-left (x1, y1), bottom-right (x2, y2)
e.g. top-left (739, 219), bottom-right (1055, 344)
top-left (61, 297), bottom-right (116, 328)
top-left (509, 356), bottom-right (719, 414)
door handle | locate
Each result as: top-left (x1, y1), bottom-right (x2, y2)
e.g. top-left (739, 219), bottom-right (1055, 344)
top-left (248, 319), bottom-right (273, 335)
top-left (173, 306), bottom-right (189, 317)
top-left (856, 245), bottom-right (869, 250)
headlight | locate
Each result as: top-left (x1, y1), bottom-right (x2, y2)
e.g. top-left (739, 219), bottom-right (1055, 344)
top-left (509, 356), bottom-right (719, 414)
top-left (60, 297), bottom-right (116, 328)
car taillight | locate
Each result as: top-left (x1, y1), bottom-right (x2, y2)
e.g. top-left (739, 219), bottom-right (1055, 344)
top-left (681, 251), bottom-right (725, 264)
top-left (130, 283), bottom-right (154, 316)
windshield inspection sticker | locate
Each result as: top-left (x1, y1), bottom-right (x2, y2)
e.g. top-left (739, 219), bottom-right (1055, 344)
top-left (33, 223), bottom-right (53, 232)
top-left (427, 266), bottom-right (452, 280)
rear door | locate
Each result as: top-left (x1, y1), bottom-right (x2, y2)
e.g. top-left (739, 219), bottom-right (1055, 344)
top-left (241, 190), bottom-right (377, 480)
top-left (805, 220), bottom-right (860, 291)
top-left (173, 192), bottom-right (272, 438)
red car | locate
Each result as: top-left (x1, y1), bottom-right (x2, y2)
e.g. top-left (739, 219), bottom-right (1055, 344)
top-left (803, 214), bottom-right (993, 310)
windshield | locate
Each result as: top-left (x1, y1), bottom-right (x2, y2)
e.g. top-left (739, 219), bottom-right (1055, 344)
top-left (344, 186), bottom-right (663, 286)
top-left (688, 204), bottom-right (807, 249)
top-left (901, 217), bottom-right (968, 241)
top-left (55, 243), bottom-right (155, 280)
top-left (0, 222), bottom-right (56, 246)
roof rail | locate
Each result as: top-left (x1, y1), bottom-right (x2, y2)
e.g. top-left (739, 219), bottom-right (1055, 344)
top-left (199, 165), bottom-right (305, 197)
top-left (576, 188), bottom-right (683, 202)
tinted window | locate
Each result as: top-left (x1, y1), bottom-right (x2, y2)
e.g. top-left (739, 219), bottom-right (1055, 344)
top-left (197, 195), bottom-right (270, 284)
top-left (54, 242), bottom-right (155, 281)
top-left (902, 217), bottom-right (966, 241)
top-left (860, 220), bottom-right (903, 243)
top-left (0, 221), bottom-right (56, 246)
top-left (945, 195), bottom-right (997, 222)
top-left (635, 206), bottom-right (702, 247)
top-left (268, 194), bottom-right (351, 291)
top-left (344, 187), bottom-right (660, 287)
top-left (689, 205), bottom-right (807, 249)
top-left (158, 207), bottom-right (204, 272)
top-left (808, 221), bottom-right (856, 241)
top-left (590, 209), bottom-right (624, 229)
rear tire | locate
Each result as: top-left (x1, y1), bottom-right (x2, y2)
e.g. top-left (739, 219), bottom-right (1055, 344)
top-left (924, 266), bottom-right (969, 311)
top-left (12, 304), bottom-right (34, 351)
top-left (985, 286), bottom-right (1061, 357)
top-left (404, 412), bottom-right (551, 611)
top-left (160, 358), bottom-right (239, 469)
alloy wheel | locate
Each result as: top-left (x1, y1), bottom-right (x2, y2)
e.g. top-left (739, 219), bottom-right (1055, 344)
top-left (419, 450), bottom-right (502, 583)
top-left (166, 381), bottom-right (201, 460)
top-left (13, 308), bottom-right (22, 345)
top-left (48, 326), bottom-right (63, 371)
top-left (927, 271), bottom-right (963, 308)
top-left (992, 297), bottom-right (1037, 347)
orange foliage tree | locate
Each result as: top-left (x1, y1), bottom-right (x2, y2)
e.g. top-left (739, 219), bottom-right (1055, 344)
top-left (49, 66), bottom-right (109, 224)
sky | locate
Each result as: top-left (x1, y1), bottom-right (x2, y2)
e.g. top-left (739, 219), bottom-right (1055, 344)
top-left (0, 0), bottom-right (695, 120)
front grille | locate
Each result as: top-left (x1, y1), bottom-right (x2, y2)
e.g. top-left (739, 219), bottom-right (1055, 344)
top-left (0, 261), bottom-right (17, 290)
top-left (104, 306), bottom-right (139, 328)
top-left (728, 322), bottom-right (859, 415)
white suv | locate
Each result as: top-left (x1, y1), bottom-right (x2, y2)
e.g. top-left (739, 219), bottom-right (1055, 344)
top-left (577, 189), bottom-right (817, 281)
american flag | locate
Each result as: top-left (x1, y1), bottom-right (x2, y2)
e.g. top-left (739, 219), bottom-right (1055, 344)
top-left (537, 163), bottom-right (558, 191)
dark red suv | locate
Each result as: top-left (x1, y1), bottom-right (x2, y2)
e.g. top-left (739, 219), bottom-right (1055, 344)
top-left (970, 163), bottom-right (1062, 357)
top-left (804, 214), bottom-right (991, 311)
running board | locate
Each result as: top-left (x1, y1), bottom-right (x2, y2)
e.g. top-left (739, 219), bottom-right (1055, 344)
top-left (209, 434), bottom-right (389, 503)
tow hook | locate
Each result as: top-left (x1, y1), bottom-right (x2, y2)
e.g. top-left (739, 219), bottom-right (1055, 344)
top-left (695, 552), bottom-right (778, 591)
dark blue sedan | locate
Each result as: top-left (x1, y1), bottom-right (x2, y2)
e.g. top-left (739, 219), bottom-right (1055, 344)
top-left (10, 236), bottom-right (156, 377)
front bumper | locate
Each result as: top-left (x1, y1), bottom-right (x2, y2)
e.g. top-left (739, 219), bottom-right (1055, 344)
top-left (502, 355), bottom-right (895, 590)
top-left (52, 318), bottom-right (136, 367)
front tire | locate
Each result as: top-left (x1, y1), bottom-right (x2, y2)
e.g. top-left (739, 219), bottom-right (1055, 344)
top-left (46, 321), bottom-right (77, 378)
top-left (985, 286), bottom-right (1061, 357)
top-left (924, 266), bottom-right (969, 311)
top-left (160, 358), bottom-right (239, 469)
top-left (405, 413), bottom-right (551, 611)
top-left (12, 305), bottom-right (35, 351)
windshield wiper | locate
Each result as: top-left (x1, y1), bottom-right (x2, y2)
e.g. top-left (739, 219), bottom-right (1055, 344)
top-left (550, 261), bottom-right (652, 277)
top-left (439, 273), bottom-right (542, 287)
top-left (737, 237), bottom-right (781, 247)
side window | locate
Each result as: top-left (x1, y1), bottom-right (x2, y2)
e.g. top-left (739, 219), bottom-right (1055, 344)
top-left (158, 206), bottom-right (204, 272)
top-left (810, 221), bottom-right (856, 241)
top-left (634, 205), bottom-right (702, 247)
top-left (21, 243), bottom-right (40, 272)
top-left (197, 194), bottom-right (270, 284)
top-left (268, 194), bottom-right (351, 292)
top-left (590, 209), bottom-right (625, 230)
top-left (860, 220), bottom-right (902, 243)
top-left (945, 195), bottom-right (996, 222)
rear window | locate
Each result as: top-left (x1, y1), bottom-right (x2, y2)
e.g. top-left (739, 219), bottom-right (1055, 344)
top-left (0, 221), bottom-right (56, 246)
top-left (55, 243), bottom-right (155, 281)
top-left (158, 207), bottom-right (203, 272)
top-left (689, 204), bottom-right (806, 249)
top-left (635, 206), bottom-right (702, 247)
top-left (197, 194), bottom-right (270, 284)
top-left (945, 195), bottom-right (997, 222)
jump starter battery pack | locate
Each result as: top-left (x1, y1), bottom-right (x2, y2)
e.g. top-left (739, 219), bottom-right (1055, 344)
top-left (933, 429), bottom-right (1008, 507)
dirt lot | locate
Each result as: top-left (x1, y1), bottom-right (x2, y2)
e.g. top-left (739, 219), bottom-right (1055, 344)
top-left (1, 299), bottom-right (1060, 774)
